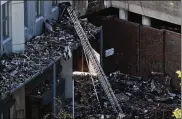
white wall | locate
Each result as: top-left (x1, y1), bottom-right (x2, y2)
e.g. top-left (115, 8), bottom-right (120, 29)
top-left (61, 57), bottom-right (73, 98)
top-left (142, 16), bottom-right (151, 26)
top-left (119, 9), bottom-right (128, 20)
top-left (89, 49), bottom-right (100, 74)
top-left (104, 0), bottom-right (111, 8)
top-left (11, 1), bottom-right (24, 52)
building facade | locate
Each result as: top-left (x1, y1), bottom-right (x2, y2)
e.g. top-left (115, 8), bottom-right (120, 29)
top-left (0, 1), bottom-right (88, 118)
top-left (104, 1), bottom-right (181, 26)
top-left (0, 0), bottom-right (88, 55)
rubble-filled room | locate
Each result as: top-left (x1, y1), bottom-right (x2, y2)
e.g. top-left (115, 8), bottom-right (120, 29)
top-left (0, 1), bottom-right (181, 119)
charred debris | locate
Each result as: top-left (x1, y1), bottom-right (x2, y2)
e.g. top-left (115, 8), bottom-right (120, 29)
top-left (0, 13), bottom-right (101, 100)
top-left (72, 72), bottom-right (181, 119)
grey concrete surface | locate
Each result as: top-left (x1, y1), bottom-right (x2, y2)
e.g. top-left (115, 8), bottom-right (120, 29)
top-left (61, 57), bottom-right (73, 98)
top-left (112, 1), bottom-right (181, 25)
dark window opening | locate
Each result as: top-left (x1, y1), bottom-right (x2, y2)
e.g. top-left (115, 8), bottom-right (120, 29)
top-left (85, 7), bottom-right (119, 26)
top-left (24, 1), bottom-right (28, 27)
top-left (128, 11), bottom-right (142, 24)
top-left (35, 0), bottom-right (41, 17)
top-left (2, 1), bottom-right (9, 40)
top-left (150, 18), bottom-right (181, 33)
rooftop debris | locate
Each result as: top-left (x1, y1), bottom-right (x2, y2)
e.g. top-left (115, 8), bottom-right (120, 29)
top-left (0, 16), bottom-right (101, 99)
top-left (43, 97), bottom-right (73, 119)
top-left (72, 71), bottom-right (181, 119)
top-left (30, 77), bottom-right (64, 96)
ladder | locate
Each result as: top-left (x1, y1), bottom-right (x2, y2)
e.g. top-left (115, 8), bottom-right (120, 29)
top-left (66, 6), bottom-right (124, 116)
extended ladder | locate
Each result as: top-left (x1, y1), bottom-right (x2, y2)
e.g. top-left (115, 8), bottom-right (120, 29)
top-left (66, 6), bottom-right (124, 116)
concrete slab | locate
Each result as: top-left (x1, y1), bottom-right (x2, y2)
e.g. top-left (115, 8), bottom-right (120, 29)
top-left (111, 1), bottom-right (181, 25)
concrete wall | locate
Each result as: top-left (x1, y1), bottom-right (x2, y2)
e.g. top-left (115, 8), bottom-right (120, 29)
top-left (0, 1), bottom-right (12, 54)
top-left (12, 1), bottom-right (24, 52)
top-left (61, 57), bottom-right (73, 98)
top-left (24, 1), bottom-right (59, 41)
top-left (1, 0), bottom-right (87, 54)
top-left (89, 49), bottom-right (100, 73)
top-left (111, 1), bottom-right (181, 25)
top-left (0, 4), bottom-right (1, 55)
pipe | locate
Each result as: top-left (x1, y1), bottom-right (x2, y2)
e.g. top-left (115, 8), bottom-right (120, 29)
top-left (53, 63), bottom-right (56, 119)
top-left (100, 27), bottom-right (103, 67)
top-left (72, 79), bottom-right (74, 118)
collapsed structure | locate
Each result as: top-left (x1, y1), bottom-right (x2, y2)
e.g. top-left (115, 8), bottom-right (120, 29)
top-left (0, 1), bottom-right (181, 119)
top-left (72, 71), bottom-right (181, 119)
top-left (0, 4), bottom-right (101, 118)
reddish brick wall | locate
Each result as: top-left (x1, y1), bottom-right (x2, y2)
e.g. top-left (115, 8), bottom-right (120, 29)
top-left (164, 30), bottom-right (181, 89)
top-left (140, 26), bottom-right (164, 79)
top-left (102, 18), bottom-right (181, 89)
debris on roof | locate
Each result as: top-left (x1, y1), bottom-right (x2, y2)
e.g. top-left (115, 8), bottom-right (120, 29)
top-left (71, 71), bottom-right (181, 119)
top-left (0, 15), bottom-right (101, 99)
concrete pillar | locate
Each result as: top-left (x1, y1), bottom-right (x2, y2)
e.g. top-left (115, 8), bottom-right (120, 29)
top-left (86, 0), bottom-right (88, 9)
top-left (104, 0), bottom-right (111, 8)
top-left (61, 57), bottom-right (73, 98)
top-left (142, 16), bottom-right (151, 26)
top-left (89, 49), bottom-right (100, 73)
top-left (10, 87), bottom-right (25, 119)
top-left (119, 9), bottom-right (128, 20)
top-left (12, 1), bottom-right (25, 52)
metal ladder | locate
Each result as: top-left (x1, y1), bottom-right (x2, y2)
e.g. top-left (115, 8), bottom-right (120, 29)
top-left (67, 7), bottom-right (124, 116)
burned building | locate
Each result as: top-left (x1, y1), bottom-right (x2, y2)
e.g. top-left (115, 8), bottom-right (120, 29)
top-left (0, 0), bottom-right (181, 119)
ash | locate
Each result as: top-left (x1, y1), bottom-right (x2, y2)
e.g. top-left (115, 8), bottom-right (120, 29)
top-left (0, 14), bottom-right (101, 99)
top-left (73, 72), bottom-right (181, 119)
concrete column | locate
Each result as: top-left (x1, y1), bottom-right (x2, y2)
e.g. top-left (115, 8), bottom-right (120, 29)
top-left (61, 57), bottom-right (73, 98)
top-left (89, 49), bottom-right (100, 73)
top-left (104, 0), bottom-right (111, 8)
top-left (0, 3), bottom-right (2, 55)
top-left (119, 9), bottom-right (128, 20)
top-left (142, 16), bottom-right (151, 26)
top-left (12, 1), bottom-right (25, 52)
top-left (86, 0), bottom-right (88, 9)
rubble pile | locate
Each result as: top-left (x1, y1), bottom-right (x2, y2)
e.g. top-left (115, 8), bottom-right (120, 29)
top-left (42, 98), bottom-right (73, 119)
top-left (31, 77), bottom-right (64, 96)
top-left (73, 72), bottom-right (181, 119)
top-left (73, 73), bottom-right (117, 119)
top-left (0, 16), bottom-right (101, 99)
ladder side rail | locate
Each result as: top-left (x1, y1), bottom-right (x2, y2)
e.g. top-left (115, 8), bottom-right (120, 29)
top-left (68, 9), bottom-right (119, 111)
top-left (67, 7), bottom-right (122, 113)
